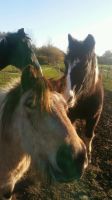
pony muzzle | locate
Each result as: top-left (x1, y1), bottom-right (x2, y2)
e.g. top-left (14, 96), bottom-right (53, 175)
top-left (54, 143), bottom-right (87, 182)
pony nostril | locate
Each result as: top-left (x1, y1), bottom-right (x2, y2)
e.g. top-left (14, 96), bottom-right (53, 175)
top-left (56, 144), bottom-right (73, 171)
top-left (3, 191), bottom-right (12, 199)
top-left (56, 144), bottom-right (86, 180)
top-left (56, 144), bottom-right (81, 179)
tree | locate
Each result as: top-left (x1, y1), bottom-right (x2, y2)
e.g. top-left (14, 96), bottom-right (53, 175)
top-left (98, 50), bottom-right (112, 65)
top-left (0, 32), bottom-right (6, 39)
top-left (103, 50), bottom-right (112, 58)
top-left (35, 45), bottom-right (64, 65)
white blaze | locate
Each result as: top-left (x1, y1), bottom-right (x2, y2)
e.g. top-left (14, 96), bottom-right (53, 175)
top-left (95, 57), bottom-right (99, 84)
top-left (63, 59), bottom-right (79, 107)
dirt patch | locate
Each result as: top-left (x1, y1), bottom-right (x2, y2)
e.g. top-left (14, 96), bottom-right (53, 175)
top-left (14, 90), bottom-right (112, 200)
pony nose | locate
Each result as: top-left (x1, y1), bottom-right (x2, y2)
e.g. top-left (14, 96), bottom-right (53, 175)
top-left (56, 144), bottom-right (86, 180)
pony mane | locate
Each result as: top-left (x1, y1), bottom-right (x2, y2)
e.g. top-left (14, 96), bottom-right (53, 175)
top-left (72, 53), bottom-right (97, 97)
top-left (1, 71), bottom-right (52, 140)
top-left (49, 75), bottom-right (66, 93)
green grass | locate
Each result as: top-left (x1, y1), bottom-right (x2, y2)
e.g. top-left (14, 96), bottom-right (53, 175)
top-left (0, 65), bottom-right (63, 88)
top-left (0, 65), bottom-right (111, 91)
top-left (103, 77), bottom-right (112, 91)
top-left (100, 65), bottom-right (112, 91)
top-left (42, 65), bottom-right (63, 79)
top-left (2, 65), bottom-right (20, 72)
top-left (0, 72), bottom-right (20, 88)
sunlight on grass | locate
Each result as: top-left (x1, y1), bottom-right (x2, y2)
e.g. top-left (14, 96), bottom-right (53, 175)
top-left (42, 65), bottom-right (63, 79)
top-left (0, 72), bottom-right (20, 87)
top-left (0, 65), bottom-right (111, 91)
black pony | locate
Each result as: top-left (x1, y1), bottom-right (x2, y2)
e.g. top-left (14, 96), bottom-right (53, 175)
top-left (0, 28), bottom-right (42, 72)
top-left (51, 34), bottom-right (104, 162)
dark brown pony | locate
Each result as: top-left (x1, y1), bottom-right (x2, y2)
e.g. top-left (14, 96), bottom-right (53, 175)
top-left (0, 28), bottom-right (42, 73)
top-left (51, 34), bottom-right (104, 162)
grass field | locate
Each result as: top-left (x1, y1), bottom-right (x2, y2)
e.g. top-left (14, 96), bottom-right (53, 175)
top-left (0, 65), bottom-right (111, 91)
top-left (0, 65), bottom-right (63, 87)
top-left (100, 65), bottom-right (112, 91)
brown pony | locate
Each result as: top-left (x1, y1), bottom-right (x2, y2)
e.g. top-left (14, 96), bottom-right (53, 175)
top-left (0, 65), bottom-right (88, 200)
top-left (51, 34), bottom-right (104, 163)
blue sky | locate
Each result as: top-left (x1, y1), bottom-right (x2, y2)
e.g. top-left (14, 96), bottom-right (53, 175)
top-left (0, 0), bottom-right (112, 55)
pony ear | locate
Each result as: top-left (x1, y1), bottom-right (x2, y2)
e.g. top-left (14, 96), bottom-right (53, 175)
top-left (17, 28), bottom-right (25, 38)
top-left (68, 34), bottom-right (77, 48)
top-left (84, 34), bottom-right (95, 51)
top-left (21, 65), bottom-right (39, 92)
top-left (68, 34), bottom-right (74, 44)
top-left (21, 65), bottom-right (51, 111)
top-left (68, 34), bottom-right (73, 42)
top-left (21, 65), bottom-right (41, 109)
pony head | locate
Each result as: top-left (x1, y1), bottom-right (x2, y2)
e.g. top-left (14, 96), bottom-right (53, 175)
top-left (1, 65), bottom-right (88, 186)
top-left (66, 34), bottom-right (95, 62)
top-left (63, 34), bottom-right (97, 105)
top-left (0, 28), bottom-right (42, 75)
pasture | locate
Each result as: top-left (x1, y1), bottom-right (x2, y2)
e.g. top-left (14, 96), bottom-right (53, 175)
top-left (0, 65), bottom-right (112, 200)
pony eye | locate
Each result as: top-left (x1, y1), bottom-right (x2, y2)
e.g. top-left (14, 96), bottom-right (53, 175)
top-left (24, 98), bottom-right (35, 109)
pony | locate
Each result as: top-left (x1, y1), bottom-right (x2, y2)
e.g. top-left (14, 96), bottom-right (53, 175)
top-left (0, 28), bottom-right (42, 74)
top-left (51, 34), bottom-right (104, 163)
top-left (0, 65), bottom-right (88, 200)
